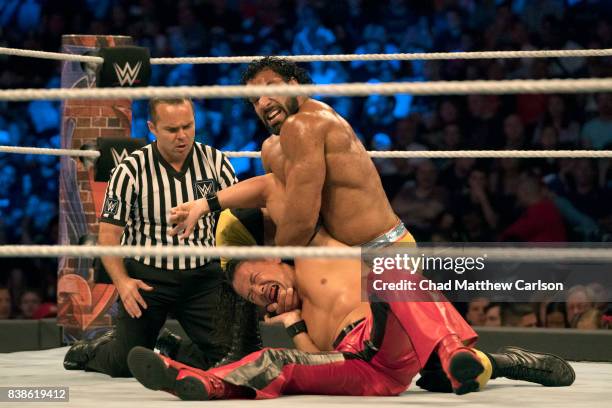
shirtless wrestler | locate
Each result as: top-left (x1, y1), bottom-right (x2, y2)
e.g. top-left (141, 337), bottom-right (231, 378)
top-left (171, 57), bottom-right (413, 246)
top-left (129, 209), bottom-right (575, 401)
top-left (169, 57), bottom-right (415, 317)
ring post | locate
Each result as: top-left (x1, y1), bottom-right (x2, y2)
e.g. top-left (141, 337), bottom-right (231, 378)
top-left (58, 35), bottom-right (133, 343)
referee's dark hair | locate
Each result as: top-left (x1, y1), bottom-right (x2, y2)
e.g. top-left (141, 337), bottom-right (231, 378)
top-left (148, 98), bottom-right (194, 123)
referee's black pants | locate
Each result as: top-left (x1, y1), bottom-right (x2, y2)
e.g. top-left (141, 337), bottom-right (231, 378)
top-left (86, 259), bottom-right (231, 377)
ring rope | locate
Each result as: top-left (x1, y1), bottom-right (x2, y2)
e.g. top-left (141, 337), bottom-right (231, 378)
top-left (2, 146), bottom-right (611, 159)
top-left (4, 46), bottom-right (612, 64)
top-left (0, 146), bottom-right (100, 158)
top-left (0, 245), bottom-right (610, 262)
top-left (149, 49), bottom-right (612, 64)
top-left (0, 47), bottom-right (104, 63)
top-left (222, 150), bottom-right (612, 159)
top-left (4, 78), bottom-right (612, 101)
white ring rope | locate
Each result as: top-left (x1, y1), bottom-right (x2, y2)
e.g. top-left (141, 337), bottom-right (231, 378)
top-left (0, 47), bottom-right (103, 63)
top-left (0, 245), bottom-right (610, 262)
top-left (222, 150), bottom-right (612, 159)
top-left (4, 78), bottom-right (612, 101)
top-left (2, 146), bottom-right (611, 159)
top-left (4, 46), bottom-right (612, 64)
top-left (0, 146), bottom-right (100, 158)
top-left (149, 49), bottom-right (612, 64)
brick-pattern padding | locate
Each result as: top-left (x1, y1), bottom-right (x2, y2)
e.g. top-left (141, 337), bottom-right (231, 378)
top-left (58, 35), bottom-right (133, 340)
top-left (68, 100), bottom-right (132, 221)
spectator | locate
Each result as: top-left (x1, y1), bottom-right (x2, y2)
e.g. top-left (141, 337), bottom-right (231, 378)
top-left (566, 285), bottom-right (594, 324)
top-left (351, 24), bottom-right (400, 81)
top-left (422, 99), bottom-right (461, 148)
top-left (515, 62), bottom-right (551, 125)
top-left (581, 93), bottom-right (612, 150)
top-left (566, 159), bottom-right (611, 223)
top-left (543, 183), bottom-right (600, 241)
top-left (433, 7), bottom-right (465, 52)
top-left (292, 6), bottom-right (335, 55)
top-left (371, 133), bottom-right (397, 177)
top-left (392, 160), bottom-right (448, 240)
top-left (0, 286), bottom-right (11, 319)
top-left (586, 282), bottom-right (609, 311)
top-left (361, 93), bottom-right (397, 137)
top-left (533, 125), bottom-right (560, 176)
top-left (440, 123), bottom-right (463, 151)
top-left (454, 167), bottom-right (499, 241)
top-left (221, 123), bottom-right (258, 178)
top-left (465, 297), bottom-right (490, 326)
top-left (545, 302), bottom-right (568, 328)
top-left (544, 157), bottom-right (574, 196)
top-left (32, 302), bottom-right (57, 319)
top-left (439, 158), bottom-right (476, 197)
top-left (533, 95), bottom-right (580, 147)
top-left (499, 174), bottom-right (567, 242)
top-left (502, 303), bottom-right (538, 327)
top-left (463, 95), bottom-right (503, 149)
top-left (484, 302), bottom-right (502, 327)
top-left (573, 308), bottom-right (603, 330)
top-left (502, 114), bottom-right (528, 150)
top-left (392, 116), bottom-right (429, 176)
top-left (17, 289), bottom-right (42, 319)
top-left (489, 158), bottom-right (522, 222)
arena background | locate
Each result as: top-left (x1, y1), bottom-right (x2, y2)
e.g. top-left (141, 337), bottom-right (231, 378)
top-left (0, 0), bottom-right (611, 339)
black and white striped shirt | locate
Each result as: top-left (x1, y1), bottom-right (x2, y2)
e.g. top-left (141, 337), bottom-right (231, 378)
top-left (100, 141), bottom-right (237, 270)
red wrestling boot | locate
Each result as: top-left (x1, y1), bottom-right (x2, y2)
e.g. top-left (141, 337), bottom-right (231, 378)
top-left (173, 367), bottom-right (250, 400)
top-left (436, 335), bottom-right (484, 395)
top-left (128, 347), bottom-right (249, 401)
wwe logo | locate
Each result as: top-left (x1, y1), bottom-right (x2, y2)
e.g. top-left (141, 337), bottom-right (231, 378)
top-left (104, 197), bottom-right (119, 215)
top-left (113, 61), bottom-right (142, 86)
top-left (111, 148), bottom-right (129, 166)
top-left (194, 180), bottom-right (216, 199)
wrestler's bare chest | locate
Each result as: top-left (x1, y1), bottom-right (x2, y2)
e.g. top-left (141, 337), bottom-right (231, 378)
top-left (296, 258), bottom-right (369, 350)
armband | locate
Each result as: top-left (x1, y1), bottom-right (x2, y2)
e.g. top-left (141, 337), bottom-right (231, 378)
top-left (286, 320), bottom-right (308, 338)
top-left (206, 194), bottom-right (222, 213)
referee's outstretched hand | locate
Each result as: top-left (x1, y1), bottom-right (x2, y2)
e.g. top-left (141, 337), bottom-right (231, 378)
top-left (116, 278), bottom-right (154, 319)
top-left (169, 199), bottom-right (209, 239)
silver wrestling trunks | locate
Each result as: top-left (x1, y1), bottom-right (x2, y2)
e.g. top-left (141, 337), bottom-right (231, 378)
top-left (360, 221), bottom-right (411, 249)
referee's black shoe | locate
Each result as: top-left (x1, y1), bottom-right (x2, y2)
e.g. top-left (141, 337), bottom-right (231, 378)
top-left (63, 330), bottom-right (115, 370)
top-left (490, 346), bottom-right (575, 386)
top-left (155, 328), bottom-right (182, 360)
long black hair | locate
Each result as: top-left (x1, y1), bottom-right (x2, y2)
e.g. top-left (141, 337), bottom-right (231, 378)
top-left (241, 56), bottom-right (313, 85)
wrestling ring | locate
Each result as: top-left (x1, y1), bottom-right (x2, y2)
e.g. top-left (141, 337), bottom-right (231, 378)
top-left (0, 42), bottom-right (611, 407)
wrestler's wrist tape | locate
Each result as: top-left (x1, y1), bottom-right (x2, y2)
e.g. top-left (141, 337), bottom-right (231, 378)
top-left (286, 320), bottom-right (308, 338)
top-left (206, 194), bottom-right (222, 213)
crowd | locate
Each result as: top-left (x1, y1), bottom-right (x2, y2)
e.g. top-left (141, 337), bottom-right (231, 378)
top-left (463, 283), bottom-right (611, 329)
top-left (0, 0), bottom-right (610, 327)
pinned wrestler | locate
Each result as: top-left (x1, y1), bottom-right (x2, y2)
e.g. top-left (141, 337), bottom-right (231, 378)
top-left (128, 208), bottom-right (575, 400)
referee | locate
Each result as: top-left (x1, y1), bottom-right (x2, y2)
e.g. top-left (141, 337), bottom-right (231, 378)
top-left (64, 98), bottom-right (246, 377)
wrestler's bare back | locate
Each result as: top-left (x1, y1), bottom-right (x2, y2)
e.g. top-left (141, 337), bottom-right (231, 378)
top-left (261, 99), bottom-right (398, 246)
